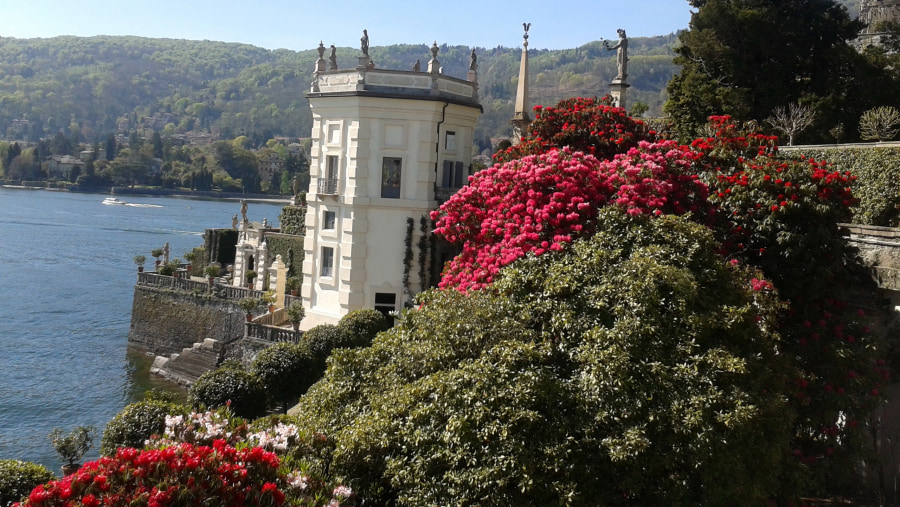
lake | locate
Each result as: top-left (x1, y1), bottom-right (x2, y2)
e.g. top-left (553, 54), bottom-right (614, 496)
top-left (0, 187), bottom-right (286, 470)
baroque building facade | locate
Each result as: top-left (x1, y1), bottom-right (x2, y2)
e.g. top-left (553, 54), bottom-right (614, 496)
top-left (299, 41), bottom-right (482, 327)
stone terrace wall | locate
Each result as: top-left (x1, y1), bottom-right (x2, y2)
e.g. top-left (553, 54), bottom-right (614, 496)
top-left (128, 286), bottom-right (246, 355)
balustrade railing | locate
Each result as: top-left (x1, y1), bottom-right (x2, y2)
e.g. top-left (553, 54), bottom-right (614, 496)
top-left (136, 272), bottom-right (264, 300)
top-left (317, 178), bottom-right (338, 195)
top-left (246, 322), bottom-right (302, 344)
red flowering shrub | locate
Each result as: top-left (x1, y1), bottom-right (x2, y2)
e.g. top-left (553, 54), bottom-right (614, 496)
top-left (19, 410), bottom-right (358, 507)
top-left (433, 141), bottom-right (712, 291)
top-left (494, 96), bottom-right (654, 164)
top-left (694, 117), bottom-right (884, 494)
top-left (434, 108), bottom-right (887, 498)
top-left (17, 442), bottom-right (288, 507)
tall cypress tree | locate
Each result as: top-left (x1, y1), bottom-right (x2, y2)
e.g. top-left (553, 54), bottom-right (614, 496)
top-left (666, 0), bottom-right (894, 142)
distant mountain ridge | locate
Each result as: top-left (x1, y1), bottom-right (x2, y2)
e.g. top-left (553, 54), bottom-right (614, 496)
top-left (0, 34), bottom-right (679, 145)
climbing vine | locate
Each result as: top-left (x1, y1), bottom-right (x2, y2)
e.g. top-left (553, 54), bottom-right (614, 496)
top-left (418, 215), bottom-right (431, 291)
top-left (402, 217), bottom-right (414, 299)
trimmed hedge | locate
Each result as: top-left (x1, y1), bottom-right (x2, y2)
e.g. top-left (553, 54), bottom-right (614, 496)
top-left (0, 460), bottom-right (54, 507)
top-left (100, 398), bottom-right (188, 456)
top-left (792, 146), bottom-right (900, 226)
top-left (189, 362), bottom-right (267, 419)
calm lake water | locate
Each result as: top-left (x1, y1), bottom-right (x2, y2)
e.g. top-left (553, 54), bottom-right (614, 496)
top-left (0, 187), bottom-right (286, 471)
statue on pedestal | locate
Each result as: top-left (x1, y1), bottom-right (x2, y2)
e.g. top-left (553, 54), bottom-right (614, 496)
top-left (469, 48), bottom-right (478, 71)
top-left (240, 199), bottom-right (248, 223)
top-left (232, 214), bottom-right (238, 230)
top-left (163, 242), bottom-right (170, 263)
top-left (329, 45), bottom-right (338, 70)
top-left (604, 28), bottom-right (628, 81)
top-left (413, 59), bottom-right (421, 72)
top-left (361, 29), bottom-right (369, 57)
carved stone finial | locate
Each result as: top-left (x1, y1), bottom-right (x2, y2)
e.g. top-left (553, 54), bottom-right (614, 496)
top-left (430, 41), bottom-right (439, 60)
top-left (523, 22), bottom-right (531, 47)
top-left (317, 41), bottom-right (326, 59)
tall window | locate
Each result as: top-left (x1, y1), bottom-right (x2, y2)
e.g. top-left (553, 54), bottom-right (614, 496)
top-left (441, 161), bottom-right (466, 188)
top-left (321, 247), bottom-right (334, 277)
top-left (323, 210), bottom-right (336, 230)
top-left (319, 156), bottom-right (338, 194)
top-left (381, 157), bottom-right (402, 198)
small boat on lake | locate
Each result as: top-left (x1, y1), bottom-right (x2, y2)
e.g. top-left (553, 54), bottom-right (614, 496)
top-left (102, 197), bottom-right (127, 205)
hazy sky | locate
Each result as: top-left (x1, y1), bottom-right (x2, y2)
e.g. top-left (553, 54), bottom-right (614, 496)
top-left (0, 0), bottom-right (692, 51)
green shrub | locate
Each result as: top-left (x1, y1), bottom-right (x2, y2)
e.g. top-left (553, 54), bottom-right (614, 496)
top-left (100, 398), bottom-right (188, 456)
top-left (0, 460), bottom-right (54, 506)
top-left (337, 308), bottom-right (390, 347)
top-left (295, 210), bottom-right (792, 505)
top-left (301, 324), bottom-right (348, 365)
top-left (189, 364), bottom-right (267, 419)
top-left (250, 342), bottom-right (318, 411)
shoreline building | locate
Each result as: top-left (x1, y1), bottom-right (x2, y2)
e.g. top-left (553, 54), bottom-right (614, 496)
top-left (300, 39), bottom-right (482, 328)
top-left (858, 0), bottom-right (900, 48)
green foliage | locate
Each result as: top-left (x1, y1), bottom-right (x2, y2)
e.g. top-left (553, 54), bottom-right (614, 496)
top-left (189, 363), bottom-right (267, 419)
top-left (264, 231), bottom-right (304, 276)
top-left (665, 0), bottom-right (897, 142)
top-left (294, 209), bottom-right (792, 504)
top-left (278, 205), bottom-right (306, 236)
top-left (100, 398), bottom-right (188, 456)
top-left (338, 308), bottom-right (390, 345)
top-left (250, 342), bottom-right (317, 411)
top-left (792, 146), bottom-right (900, 226)
top-left (49, 426), bottom-right (97, 466)
top-left (286, 300), bottom-right (305, 322)
top-left (238, 296), bottom-right (261, 314)
top-left (301, 324), bottom-right (347, 366)
top-left (0, 460), bottom-right (54, 506)
top-left (132, 254), bottom-right (145, 267)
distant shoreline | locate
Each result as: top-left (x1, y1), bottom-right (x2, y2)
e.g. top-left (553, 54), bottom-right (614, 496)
top-left (0, 184), bottom-right (294, 204)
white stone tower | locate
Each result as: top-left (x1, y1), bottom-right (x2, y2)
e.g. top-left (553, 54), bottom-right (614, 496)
top-left (300, 37), bottom-right (482, 328)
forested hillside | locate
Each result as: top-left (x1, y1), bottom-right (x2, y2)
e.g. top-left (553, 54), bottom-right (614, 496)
top-left (0, 34), bottom-right (679, 146)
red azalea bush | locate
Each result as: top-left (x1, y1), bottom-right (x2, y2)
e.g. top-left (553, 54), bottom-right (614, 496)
top-left (18, 410), bottom-right (357, 507)
top-left (694, 117), bottom-right (884, 493)
top-left (494, 96), bottom-right (655, 164)
top-left (433, 141), bottom-right (711, 291)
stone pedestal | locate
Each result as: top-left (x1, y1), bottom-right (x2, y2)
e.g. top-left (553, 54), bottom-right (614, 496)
top-left (358, 56), bottom-right (371, 69)
top-left (609, 79), bottom-right (630, 110)
top-left (511, 116), bottom-right (531, 145)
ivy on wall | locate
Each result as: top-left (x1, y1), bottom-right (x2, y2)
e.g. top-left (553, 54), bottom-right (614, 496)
top-left (278, 205), bottom-right (306, 236)
top-left (265, 233), bottom-right (304, 276)
top-left (403, 217), bottom-right (414, 299)
top-left (418, 215), bottom-right (431, 290)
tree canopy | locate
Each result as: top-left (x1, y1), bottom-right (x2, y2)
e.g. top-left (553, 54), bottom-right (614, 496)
top-left (665, 0), bottom-right (899, 142)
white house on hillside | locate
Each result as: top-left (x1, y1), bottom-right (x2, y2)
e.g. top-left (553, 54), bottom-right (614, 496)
top-left (300, 41), bottom-right (482, 327)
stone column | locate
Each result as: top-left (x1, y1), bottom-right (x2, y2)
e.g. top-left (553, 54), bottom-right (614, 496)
top-left (609, 79), bottom-right (630, 111)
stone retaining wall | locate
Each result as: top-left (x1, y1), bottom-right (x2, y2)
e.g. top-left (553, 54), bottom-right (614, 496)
top-left (128, 286), bottom-right (246, 355)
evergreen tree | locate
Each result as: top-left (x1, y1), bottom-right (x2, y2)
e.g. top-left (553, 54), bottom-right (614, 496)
top-left (665, 0), bottom-right (894, 142)
top-left (105, 134), bottom-right (117, 161)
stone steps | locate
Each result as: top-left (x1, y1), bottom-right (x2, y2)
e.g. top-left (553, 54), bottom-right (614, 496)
top-left (150, 338), bottom-right (225, 386)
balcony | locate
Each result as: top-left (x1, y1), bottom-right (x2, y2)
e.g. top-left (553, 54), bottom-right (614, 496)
top-left (318, 178), bottom-right (338, 195)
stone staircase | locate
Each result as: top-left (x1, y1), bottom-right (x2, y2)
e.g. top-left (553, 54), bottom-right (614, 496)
top-left (150, 338), bottom-right (225, 386)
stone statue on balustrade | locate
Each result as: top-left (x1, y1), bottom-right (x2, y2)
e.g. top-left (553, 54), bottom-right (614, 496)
top-left (604, 28), bottom-right (628, 81)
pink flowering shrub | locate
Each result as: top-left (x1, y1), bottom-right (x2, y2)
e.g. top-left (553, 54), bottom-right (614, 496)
top-left (433, 141), bottom-right (712, 290)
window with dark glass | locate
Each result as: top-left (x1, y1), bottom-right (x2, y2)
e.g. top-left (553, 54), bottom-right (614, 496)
top-left (441, 160), bottom-right (467, 188)
top-left (381, 157), bottom-right (402, 198)
top-left (374, 292), bottom-right (397, 317)
top-left (323, 210), bottom-right (336, 230)
top-left (321, 247), bottom-right (334, 277)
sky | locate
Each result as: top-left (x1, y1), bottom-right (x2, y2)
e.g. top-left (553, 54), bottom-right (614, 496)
top-left (0, 0), bottom-right (692, 51)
